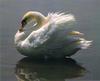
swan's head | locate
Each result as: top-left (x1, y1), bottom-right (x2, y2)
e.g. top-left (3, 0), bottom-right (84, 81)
top-left (19, 11), bottom-right (47, 32)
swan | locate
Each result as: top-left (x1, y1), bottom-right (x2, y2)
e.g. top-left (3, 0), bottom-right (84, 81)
top-left (14, 11), bottom-right (92, 58)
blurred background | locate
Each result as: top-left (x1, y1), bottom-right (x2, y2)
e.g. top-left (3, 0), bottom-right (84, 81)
top-left (0, 0), bottom-right (100, 81)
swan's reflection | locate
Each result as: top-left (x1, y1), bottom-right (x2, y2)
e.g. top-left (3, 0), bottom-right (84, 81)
top-left (15, 57), bottom-right (86, 81)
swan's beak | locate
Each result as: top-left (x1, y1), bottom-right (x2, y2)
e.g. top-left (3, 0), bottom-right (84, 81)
top-left (69, 31), bottom-right (84, 36)
top-left (19, 26), bottom-right (24, 32)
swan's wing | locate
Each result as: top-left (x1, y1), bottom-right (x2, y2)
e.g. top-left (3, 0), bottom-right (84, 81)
top-left (48, 12), bottom-right (75, 27)
top-left (22, 22), bottom-right (57, 48)
top-left (21, 13), bottom-right (75, 48)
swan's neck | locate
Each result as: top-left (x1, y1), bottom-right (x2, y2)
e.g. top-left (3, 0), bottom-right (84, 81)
top-left (15, 11), bottom-right (49, 46)
top-left (22, 11), bottom-right (47, 28)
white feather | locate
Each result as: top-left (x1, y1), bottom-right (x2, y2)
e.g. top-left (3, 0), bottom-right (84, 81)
top-left (15, 11), bottom-right (92, 57)
top-left (48, 12), bottom-right (75, 25)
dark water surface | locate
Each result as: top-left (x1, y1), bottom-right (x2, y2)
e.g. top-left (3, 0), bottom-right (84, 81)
top-left (0, 0), bottom-right (100, 81)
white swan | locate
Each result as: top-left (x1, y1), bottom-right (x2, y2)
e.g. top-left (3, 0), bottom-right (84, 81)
top-left (14, 11), bottom-right (92, 58)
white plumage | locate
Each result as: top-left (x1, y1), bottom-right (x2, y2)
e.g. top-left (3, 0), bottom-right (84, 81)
top-left (14, 11), bottom-right (92, 58)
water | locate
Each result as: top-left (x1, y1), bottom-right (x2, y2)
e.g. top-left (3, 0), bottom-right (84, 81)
top-left (0, 0), bottom-right (100, 81)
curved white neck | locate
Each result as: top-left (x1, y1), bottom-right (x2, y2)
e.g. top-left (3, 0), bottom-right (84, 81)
top-left (15, 11), bottom-right (48, 46)
top-left (22, 11), bottom-right (47, 28)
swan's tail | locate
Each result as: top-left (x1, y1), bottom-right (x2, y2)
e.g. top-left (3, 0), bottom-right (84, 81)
top-left (68, 31), bottom-right (92, 50)
top-left (75, 38), bottom-right (92, 49)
